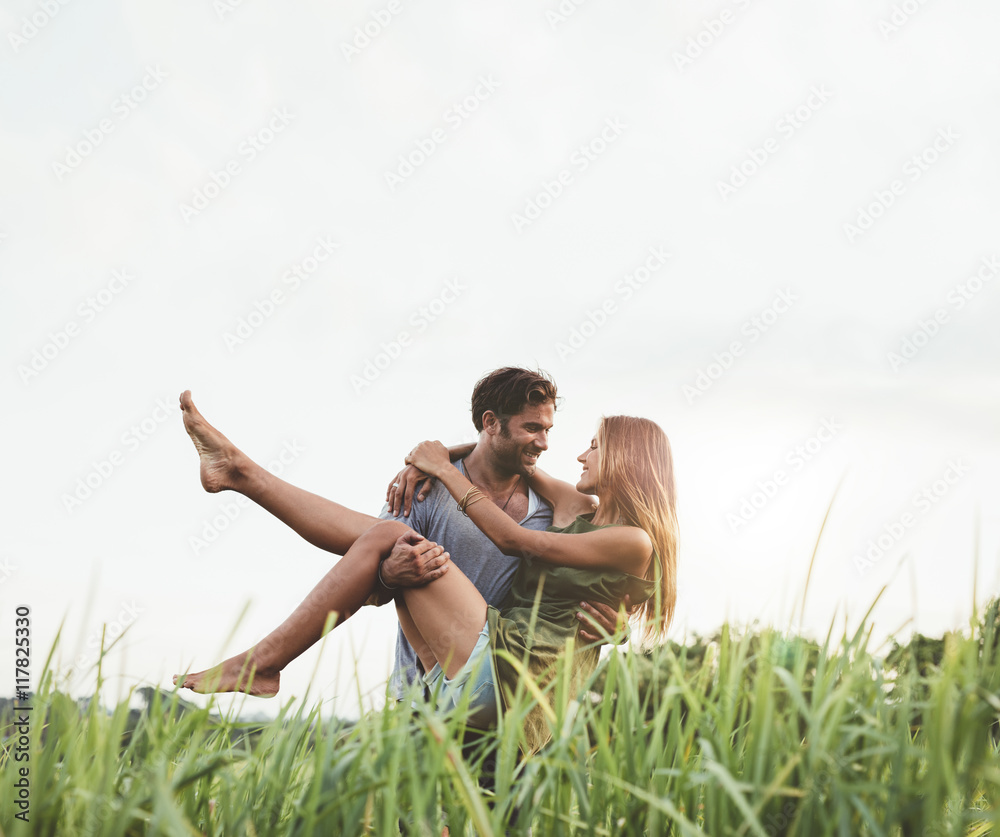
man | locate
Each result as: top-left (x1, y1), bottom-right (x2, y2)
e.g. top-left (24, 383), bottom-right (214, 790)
top-left (370, 366), bottom-right (626, 699)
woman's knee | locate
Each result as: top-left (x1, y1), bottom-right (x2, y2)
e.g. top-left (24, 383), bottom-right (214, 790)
top-left (359, 518), bottom-right (410, 546)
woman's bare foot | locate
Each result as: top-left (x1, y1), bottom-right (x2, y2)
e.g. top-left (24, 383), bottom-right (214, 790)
top-left (179, 391), bottom-right (250, 493)
top-left (173, 650), bottom-right (280, 697)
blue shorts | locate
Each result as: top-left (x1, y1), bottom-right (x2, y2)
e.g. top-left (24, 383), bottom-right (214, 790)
top-left (420, 621), bottom-right (498, 729)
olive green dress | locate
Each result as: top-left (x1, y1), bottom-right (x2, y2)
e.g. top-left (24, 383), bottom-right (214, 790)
top-left (486, 514), bottom-right (657, 755)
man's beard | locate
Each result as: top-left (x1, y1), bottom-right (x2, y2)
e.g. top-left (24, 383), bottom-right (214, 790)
top-left (495, 423), bottom-right (534, 477)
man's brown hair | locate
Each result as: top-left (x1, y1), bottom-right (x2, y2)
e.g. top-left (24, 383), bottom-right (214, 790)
top-left (470, 367), bottom-right (559, 432)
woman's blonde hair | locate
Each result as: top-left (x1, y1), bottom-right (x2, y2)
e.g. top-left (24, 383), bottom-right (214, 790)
top-left (595, 415), bottom-right (678, 642)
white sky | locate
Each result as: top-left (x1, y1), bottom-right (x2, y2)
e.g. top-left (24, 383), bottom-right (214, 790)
top-left (3, 0), bottom-right (999, 719)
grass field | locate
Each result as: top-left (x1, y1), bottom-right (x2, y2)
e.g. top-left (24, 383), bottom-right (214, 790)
top-left (2, 594), bottom-right (998, 836)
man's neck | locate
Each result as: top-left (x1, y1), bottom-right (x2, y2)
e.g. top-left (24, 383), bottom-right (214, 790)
top-left (462, 445), bottom-right (525, 497)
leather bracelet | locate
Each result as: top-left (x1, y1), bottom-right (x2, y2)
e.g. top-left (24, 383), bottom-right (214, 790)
top-left (463, 494), bottom-right (486, 513)
top-left (458, 486), bottom-right (484, 515)
top-left (377, 560), bottom-right (398, 591)
top-left (457, 486), bottom-right (477, 512)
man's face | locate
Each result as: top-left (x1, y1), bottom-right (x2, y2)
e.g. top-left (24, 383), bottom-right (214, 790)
top-left (489, 401), bottom-right (554, 477)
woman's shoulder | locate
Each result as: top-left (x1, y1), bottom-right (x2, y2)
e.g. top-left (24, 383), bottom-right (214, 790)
top-left (547, 511), bottom-right (600, 533)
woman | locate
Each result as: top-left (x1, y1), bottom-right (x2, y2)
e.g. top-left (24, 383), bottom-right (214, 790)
top-left (173, 392), bottom-right (678, 753)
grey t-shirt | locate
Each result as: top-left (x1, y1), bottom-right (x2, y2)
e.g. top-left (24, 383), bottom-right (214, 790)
top-left (378, 460), bottom-right (553, 698)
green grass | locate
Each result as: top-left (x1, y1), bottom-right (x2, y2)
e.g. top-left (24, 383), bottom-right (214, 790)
top-left (2, 599), bottom-right (998, 836)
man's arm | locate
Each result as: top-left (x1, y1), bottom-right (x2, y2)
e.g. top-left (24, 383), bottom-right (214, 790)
top-left (526, 466), bottom-right (597, 528)
top-left (365, 467), bottom-right (444, 604)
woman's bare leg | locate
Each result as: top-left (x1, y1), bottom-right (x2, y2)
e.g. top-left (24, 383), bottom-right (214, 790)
top-left (396, 602), bottom-right (439, 675)
top-left (174, 520), bottom-right (419, 695)
top-left (180, 390), bottom-right (376, 555)
top-left (174, 522), bottom-right (489, 695)
top-left (401, 568), bottom-right (488, 680)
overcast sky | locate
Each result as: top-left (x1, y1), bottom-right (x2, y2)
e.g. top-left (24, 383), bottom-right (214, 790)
top-left (3, 0), bottom-right (999, 719)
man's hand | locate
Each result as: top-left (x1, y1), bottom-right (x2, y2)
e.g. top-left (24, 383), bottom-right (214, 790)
top-left (378, 530), bottom-right (450, 588)
top-left (386, 465), bottom-right (436, 518)
top-left (577, 594), bottom-right (637, 644)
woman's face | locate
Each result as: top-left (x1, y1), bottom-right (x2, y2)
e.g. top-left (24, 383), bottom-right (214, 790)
top-left (576, 436), bottom-right (602, 494)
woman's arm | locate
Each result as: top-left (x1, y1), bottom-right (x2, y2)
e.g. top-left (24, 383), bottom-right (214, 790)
top-left (386, 442), bottom-right (476, 517)
top-left (526, 466), bottom-right (598, 528)
top-left (408, 441), bottom-right (652, 576)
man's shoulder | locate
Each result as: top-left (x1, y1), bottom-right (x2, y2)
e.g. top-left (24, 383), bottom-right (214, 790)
top-left (376, 466), bottom-right (459, 530)
top-left (417, 465), bottom-right (464, 510)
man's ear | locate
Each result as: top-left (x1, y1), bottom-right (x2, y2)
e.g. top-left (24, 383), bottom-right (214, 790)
top-left (481, 410), bottom-right (500, 436)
